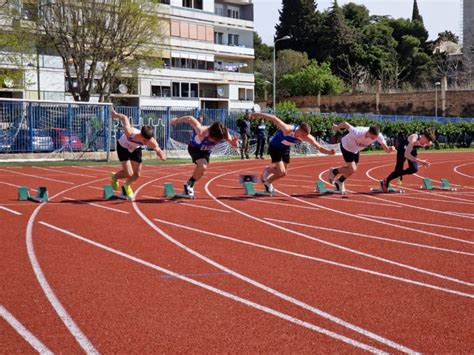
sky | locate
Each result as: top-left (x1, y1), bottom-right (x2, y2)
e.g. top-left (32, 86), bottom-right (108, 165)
top-left (254, 0), bottom-right (462, 45)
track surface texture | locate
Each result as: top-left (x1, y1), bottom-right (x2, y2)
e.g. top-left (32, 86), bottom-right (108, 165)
top-left (1, 152), bottom-right (473, 353)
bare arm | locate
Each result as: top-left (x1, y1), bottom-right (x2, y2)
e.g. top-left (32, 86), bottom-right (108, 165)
top-left (249, 113), bottom-right (293, 135)
top-left (332, 121), bottom-right (353, 131)
top-left (404, 134), bottom-right (429, 166)
top-left (146, 137), bottom-right (167, 161)
top-left (112, 109), bottom-right (135, 137)
top-left (170, 116), bottom-right (206, 135)
top-left (303, 135), bottom-right (336, 155)
top-left (225, 131), bottom-right (239, 149)
top-left (380, 141), bottom-right (396, 153)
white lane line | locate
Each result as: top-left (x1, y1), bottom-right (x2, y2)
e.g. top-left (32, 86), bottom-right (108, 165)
top-left (454, 162), bottom-right (474, 179)
top-left (265, 218), bottom-right (474, 256)
top-left (207, 170), bottom-right (474, 287)
top-left (133, 174), bottom-right (417, 354)
top-left (0, 206), bottom-right (22, 216)
top-left (250, 199), bottom-right (320, 211)
top-left (33, 166), bottom-right (95, 178)
top-left (0, 168), bottom-right (74, 185)
top-left (0, 305), bottom-right (53, 354)
top-left (154, 218), bottom-right (474, 299)
top-left (358, 214), bottom-right (474, 232)
top-left (390, 194), bottom-right (474, 206)
top-left (39, 222), bottom-right (386, 354)
top-left (141, 196), bottom-right (230, 213)
top-left (62, 197), bottom-right (130, 215)
top-left (216, 184), bottom-right (242, 189)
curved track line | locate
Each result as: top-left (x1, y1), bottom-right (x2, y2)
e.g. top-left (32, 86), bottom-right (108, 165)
top-left (206, 168), bottom-right (473, 287)
top-left (454, 162), bottom-right (474, 179)
top-left (153, 218), bottom-right (474, 299)
top-left (132, 163), bottom-right (418, 354)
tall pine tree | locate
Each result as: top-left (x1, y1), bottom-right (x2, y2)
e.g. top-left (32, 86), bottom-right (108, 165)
top-left (274, 0), bottom-right (320, 58)
top-left (411, 0), bottom-right (423, 23)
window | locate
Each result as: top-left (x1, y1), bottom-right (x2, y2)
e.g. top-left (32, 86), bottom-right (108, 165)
top-left (183, 0), bottom-right (202, 10)
top-left (227, 6), bottom-right (240, 19)
top-left (190, 83), bottom-right (199, 98)
top-left (238, 88), bottom-right (246, 100)
top-left (246, 89), bottom-right (254, 101)
top-left (172, 82), bottom-right (180, 97)
top-left (151, 85), bottom-right (171, 97)
top-left (181, 82), bottom-right (190, 97)
top-left (214, 32), bottom-right (223, 45)
top-left (214, 4), bottom-right (224, 16)
top-left (228, 34), bottom-right (239, 46)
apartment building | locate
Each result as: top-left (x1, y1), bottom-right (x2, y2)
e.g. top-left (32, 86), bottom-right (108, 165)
top-left (464, 0), bottom-right (473, 61)
top-left (0, 0), bottom-right (255, 110)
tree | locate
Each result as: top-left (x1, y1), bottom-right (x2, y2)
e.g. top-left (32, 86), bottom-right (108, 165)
top-left (436, 30), bottom-right (460, 44)
top-left (38, 0), bottom-right (163, 102)
top-left (411, 0), bottom-right (423, 23)
top-left (274, 0), bottom-right (320, 58)
top-left (254, 32), bottom-right (272, 61)
top-left (342, 2), bottom-right (370, 29)
top-left (275, 49), bottom-right (310, 97)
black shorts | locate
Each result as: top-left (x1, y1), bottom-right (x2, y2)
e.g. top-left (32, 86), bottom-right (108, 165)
top-left (340, 143), bottom-right (360, 164)
top-left (188, 144), bottom-right (211, 164)
top-left (116, 142), bottom-right (142, 163)
top-left (268, 144), bottom-right (290, 164)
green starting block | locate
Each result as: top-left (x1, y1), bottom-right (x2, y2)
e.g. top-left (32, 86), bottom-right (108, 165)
top-left (163, 182), bottom-right (194, 199)
top-left (239, 174), bottom-right (258, 184)
top-left (18, 186), bottom-right (48, 203)
top-left (103, 185), bottom-right (130, 200)
top-left (315, 181), bottom-right (346, 195)
top-left (371, 181), bottom-right (405, 194)
top-left (244, 182), bottom-right (275, 197)
top-left (421, 178), bottom-right (457, 191)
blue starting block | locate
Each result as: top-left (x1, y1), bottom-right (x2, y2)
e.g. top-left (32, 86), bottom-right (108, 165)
top-left (103, 185), bottom-right (130, 200)
top-left (163, 182), bottom-right (194, 199)
top-left (18, 186), bottom-right (48, 203)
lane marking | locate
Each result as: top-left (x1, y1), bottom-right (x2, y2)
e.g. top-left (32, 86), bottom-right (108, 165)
top-left (141, 197), bottom-right (231, 213)
top-left (265, 218), bottom-right (474, 256)
top-left (250, 199), bottom-right (320, 211)
top-left (33, 166), bottom-right (95, 178)
top-left (1, 305), bottom-right (53, 354)
top-left (39, 221), bottom-right (386, 354)
top-left (390, 194), bottom-right (474, 206)
top-left (358, 214), bottom-right (474, 232)
top-left (154, 218), bottom-right (474, 299)
top-left (62, 197), bottom-right (130, 215)
top-left (0, 206), bottom-right (22, 216)
top-left (454, 162), bottom-right (474, 179)
top-left (0, 168), bottom-right (74, 185)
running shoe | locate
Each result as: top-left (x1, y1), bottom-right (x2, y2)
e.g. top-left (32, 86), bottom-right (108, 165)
top-left (381, 179), bottom-right (389, 193)
top-left (264, 181), bottom-right (274, 194)
top-left (328, 168), bottom-right (336, 184)
top-left (334, 180), bottom-right (346, 194)
top-left (184, 183), bottom-right (195, 198)
top-left (123, 184), bottom-right (134, 199)
top-left (111, 173), bottom-right (120, 191)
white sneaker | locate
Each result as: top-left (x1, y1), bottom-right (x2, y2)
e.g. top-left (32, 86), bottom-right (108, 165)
top-left (264, 181), bottom-right (274, 194)
top-left (262, 167), bottom-right (270, 183)
top-left (328, 168), bottom-right (336, 184)
top-left (184, 184), bottom-right (195, 198)
top-left (334, 180), bottom-right (346, 193)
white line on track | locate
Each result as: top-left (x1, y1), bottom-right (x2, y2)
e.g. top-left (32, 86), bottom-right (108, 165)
top-left (250, 199), bottom-right (320, 211)
top-left (141, 197), bottom-right (230, 213)
top-left (390, 194), bottom-right (474, 206)
top-left (87, 186), bottom-right (103, 191)
top-left (154, 218), bottom-right (474, 298)
top-left (132, 170), bottom-right (418, 353)
top-left (0, 168), bottom-right (74, 185)
top-left (33, 166), bottom-right (96, 178)
top-left (453, 162), bottom-right (474, 179)
top-left (358, 214), bottom-right (474, 232)
top-left (265, 218), bottom-right (473, 256)
top-left (0, 206), bottom-right (22, 215)
top-left (39, 221), bottom-right (388, 354)
top-left (62, 197), bottom-right (130, 214)
top-left (206, 169), bottom-right (474, 286)
top-left (1, 305), bottom-right (53, 354)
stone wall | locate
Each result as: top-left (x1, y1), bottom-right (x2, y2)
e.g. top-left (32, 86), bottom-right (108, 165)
top-left (258, 90), bottom-right (474, 117)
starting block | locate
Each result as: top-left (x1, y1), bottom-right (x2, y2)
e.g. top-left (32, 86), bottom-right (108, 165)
top-left (239, 174), bottom-right (258, 184)
top-left (163, 182), bottom-right (194, 199)
top-left (244, 182), bottom-right (275, 197)
top-left (371, 181), bottom-right (405, 194)
top-left (315, 181), bottom-right (346, 195)
top-left (103, 185), bottom-right (130, 200)
top-left (18, 186), bottom-right (48, 203)
top-left (421, 178), bottom-right (457, 191)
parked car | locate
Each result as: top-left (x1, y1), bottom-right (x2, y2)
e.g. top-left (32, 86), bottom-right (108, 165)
top-left (51, 128), bottom-right (84, 151)
top-left (0, 130), bottom-right (16, 152)
top-left (12, 129), bottom-right (54, 152)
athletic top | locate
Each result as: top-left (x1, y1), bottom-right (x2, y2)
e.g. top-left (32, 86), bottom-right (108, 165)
top-left (269, 125), bottom-right (301, 150)
top-left (189, 131), bottom-right (220, 151)
top-left (256, 123), bottom-right (266, 138)
top-left (399, 134), bottom-right (420, 155)
top-left (118, 128), bottom-right (144, 152)
top-left (341, 126), bottom-right (386, 154)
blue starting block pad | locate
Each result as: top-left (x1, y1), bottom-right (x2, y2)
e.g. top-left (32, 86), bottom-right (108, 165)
top-left (421, 178), bottom-right (457, 191)
top-left (371, 181), bottom-right (405, 194)
top-left (244, 182), bottom-right (275, 197)
top-left (239, 174), bottom-right (259, 184)
top-left (18, 186), bottom-right (48, 203)
top-left (315, 181), bottom-right (346, 195)
top-left (103, 185), bottom-right (131, 200)
top-left (164, 183), bottom-right (194, 199)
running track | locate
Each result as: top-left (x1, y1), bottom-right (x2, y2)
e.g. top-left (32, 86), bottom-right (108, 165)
top-left (0, 152), bottom-right (473, 353)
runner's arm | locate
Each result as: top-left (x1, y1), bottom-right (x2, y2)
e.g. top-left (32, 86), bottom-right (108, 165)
top-left (112, 109), bottom-right (135, 137)
top-left (303, 135), bottom-right (336, 155)
top-left (171, 116), bottom-right (206, 136)
top-left (405, 134), bottom-right (429, 166)
top-left (249, 113), bottom-right (293, 135)
top-left (332, 121), bottom-right (353, 131)
top-left (146, 138), bottom-right (167, 161)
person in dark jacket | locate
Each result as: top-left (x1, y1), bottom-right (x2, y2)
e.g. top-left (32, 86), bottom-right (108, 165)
top-left (239, 112), bottom-right (251, 159)
top-left (255, 119), bottom-right (266, 159)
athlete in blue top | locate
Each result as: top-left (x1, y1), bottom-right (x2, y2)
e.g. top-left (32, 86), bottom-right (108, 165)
top-left (250, 112), bottom-right (336, 193)
top-left (171, 116), bottom-right (238, 197)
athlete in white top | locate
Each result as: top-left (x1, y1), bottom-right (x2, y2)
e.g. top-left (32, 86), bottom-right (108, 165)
top-left (328, 122), bottom-right (395, 192)
top-left (111, 110), bottom-right (166, 198)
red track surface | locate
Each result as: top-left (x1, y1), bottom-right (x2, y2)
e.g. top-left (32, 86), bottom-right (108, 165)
top-left (1, 152), bottom-right (473, 353)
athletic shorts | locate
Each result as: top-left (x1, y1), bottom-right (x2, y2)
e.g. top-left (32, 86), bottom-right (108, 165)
top-left (340, 143), bottom-right (360, 164)
top-left (188, 144), bottom-right (211, 164)
top-left (268, 144), bottom-right (290, 164)
top-left (117, 141), bottom-right (142, 163)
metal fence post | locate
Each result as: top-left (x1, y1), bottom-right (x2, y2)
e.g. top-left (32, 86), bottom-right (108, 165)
top-left (28, 102), bottom-right (33, 152)
top-left (165, 107), bottom-right (171, 150)
top-left (105, 105), bottom-right (111, 162)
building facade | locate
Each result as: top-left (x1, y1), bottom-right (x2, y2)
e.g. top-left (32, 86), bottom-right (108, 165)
top-left (464, 0), bottom-right (474, 61)
top-left (0, 0), bottom-right (255, 110)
